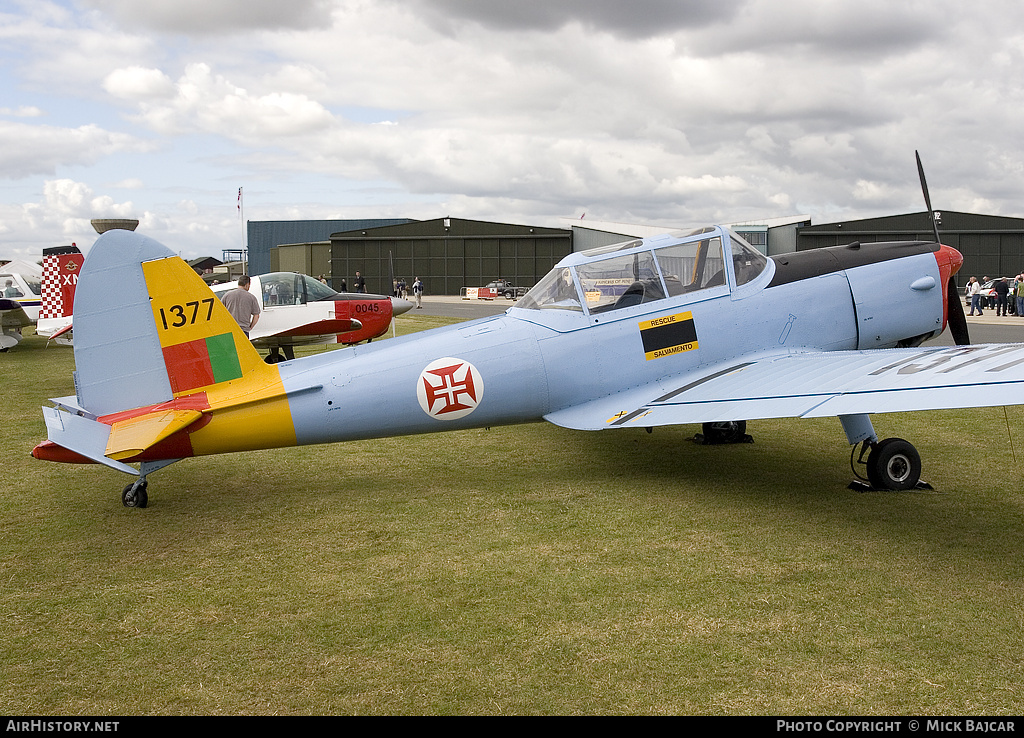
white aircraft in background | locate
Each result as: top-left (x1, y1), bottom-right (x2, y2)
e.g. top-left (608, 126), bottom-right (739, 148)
top-left (210, 273), bottom-right (414, 363)
top-left (0, 246), bottom-right (84, 350)
top-left (29, 239), bottom-right (413, 361)
top-left (35, 246), bottom-right (84, 345)
top-left (1, 258), bottom-right (44, 350)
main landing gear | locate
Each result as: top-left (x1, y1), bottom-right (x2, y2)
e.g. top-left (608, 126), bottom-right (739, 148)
top-left (850, 438), bottom-right (927, 491)
top-left (695, 415), bottom-right (929, 491)
top-left (265, 345), bottom-right (295, 364)
top-left (841, 414), bottom-right (930, 491)
top-left (696, 420), bottom-right (753, 445)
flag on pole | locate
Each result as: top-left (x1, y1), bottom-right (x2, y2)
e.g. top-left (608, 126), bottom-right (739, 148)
top-left (237, 187), bottom-right (242, 216)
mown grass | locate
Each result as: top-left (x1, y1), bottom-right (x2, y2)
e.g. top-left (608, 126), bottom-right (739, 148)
top-left (1, 318), bottom-right (1022, 714)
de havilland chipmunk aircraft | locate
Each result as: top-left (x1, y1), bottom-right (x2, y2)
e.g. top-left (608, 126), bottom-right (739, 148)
top-left (31, 163), bottom-right (1024, 508)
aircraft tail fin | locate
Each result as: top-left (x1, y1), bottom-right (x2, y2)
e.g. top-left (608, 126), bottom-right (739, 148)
top-left (72, 231), bottom-right (266, 417)
top-left (39, 245), bottom-right (84, 320)
top-left (37, 245), bottom-right (84, 343)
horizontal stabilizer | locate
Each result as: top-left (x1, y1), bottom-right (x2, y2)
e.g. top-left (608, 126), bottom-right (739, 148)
top-left (40, 407), bottom-right (137, 475)
top-left (106, 409), bottom-right (203, 460)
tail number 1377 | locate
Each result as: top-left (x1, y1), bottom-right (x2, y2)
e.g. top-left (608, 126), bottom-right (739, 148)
top-left (159, 298), bottom-right (216, 329)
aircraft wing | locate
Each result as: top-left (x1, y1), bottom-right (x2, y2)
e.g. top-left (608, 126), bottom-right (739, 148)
top-left (36, 318), bottom-right (73, 342)
top-left (545, 343), bottom-right (1024, 430)
top-left (256, 317), bottom-right (361, 341)
top-left (0, 298), bottom-right (33, 350)
top-left (1, 298), bottom-right (32, 328)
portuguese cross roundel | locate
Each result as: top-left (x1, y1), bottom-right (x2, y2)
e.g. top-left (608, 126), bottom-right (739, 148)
top-left (416, 357), bottom-right (484, 421)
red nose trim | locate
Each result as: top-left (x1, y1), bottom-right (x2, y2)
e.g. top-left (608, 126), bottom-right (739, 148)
top-left (933, 244), bottom-right (964, 331)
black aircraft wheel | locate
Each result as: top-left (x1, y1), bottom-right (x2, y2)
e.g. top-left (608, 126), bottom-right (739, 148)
top-left (701, 420), bottom-right (747, 444)
top-left (122, 481), bottom-right (149, 508)
top-left (866, 438), bottom-right (921, 490)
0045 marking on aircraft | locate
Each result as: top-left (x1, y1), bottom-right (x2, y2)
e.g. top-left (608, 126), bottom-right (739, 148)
top-left (352, 302), bottom-right (382, 313)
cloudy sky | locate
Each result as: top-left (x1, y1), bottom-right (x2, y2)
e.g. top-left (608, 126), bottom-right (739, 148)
top-left (2, 0), bottom-right (1023, 260)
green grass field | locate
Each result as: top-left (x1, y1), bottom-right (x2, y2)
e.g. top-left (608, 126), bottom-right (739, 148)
top-left (2, 317), bottom-right (1023, 715)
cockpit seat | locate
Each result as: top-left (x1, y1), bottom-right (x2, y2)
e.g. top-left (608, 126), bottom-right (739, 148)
top-left (705, 269), bottom-right (725, 288)
top-left (613, 279), bottom-right (667, 309)
top-left (614, 281), bottom-right (646, 309)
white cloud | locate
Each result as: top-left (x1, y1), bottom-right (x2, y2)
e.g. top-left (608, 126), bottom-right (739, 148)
top-left (111, 178), bottom-right (145, 190)
top-left (103, 66), bottom-right (176, 99)
top-left (107, 63), bottom-right (335, 139)
top-left (402, 0), bottom-right (745, 37)
top-left (81, 0), bottom-right (335, 34)
top-left (4, 0), bottom-right (1024, 258)
top-left (0, 120), bottom-right (152, 179)
top-left (0, 106), bottom-right (44, 117)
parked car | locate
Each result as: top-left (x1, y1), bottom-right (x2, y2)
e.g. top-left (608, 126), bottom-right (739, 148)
top-left (483, 279), bottom-right (528, 299)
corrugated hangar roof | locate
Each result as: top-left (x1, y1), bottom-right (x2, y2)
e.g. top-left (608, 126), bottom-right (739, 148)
top-left (247, 219), bottom-right (414, 275)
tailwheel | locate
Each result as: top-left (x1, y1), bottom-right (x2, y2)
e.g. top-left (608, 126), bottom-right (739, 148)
top-left (698, 420), bottom-right (751, 445)
top-left (866, 438), bottom-right (922, 491)
top-left (121, 479), bottom-right (149, 508)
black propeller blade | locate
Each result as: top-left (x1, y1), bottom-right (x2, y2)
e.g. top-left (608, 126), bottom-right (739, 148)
top-left (916, 150), bottom-right (943, 246)
top-left (947, 275), bottom-right (971, 346)
top-left (918, 150), bottom-right (970, 345)
top-left (389, 249), bottom-right (396, 297)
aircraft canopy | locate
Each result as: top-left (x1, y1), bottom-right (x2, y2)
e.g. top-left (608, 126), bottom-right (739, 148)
top-left (518, 226), bottom-right (768, 314)
top-left (259, 272), bottom-right (339, 306)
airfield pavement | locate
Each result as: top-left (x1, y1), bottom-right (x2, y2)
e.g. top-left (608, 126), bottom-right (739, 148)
top-left (929, 312), bottom-right (1024, 345)
top-left (404, 294), bottom-right (513, 319)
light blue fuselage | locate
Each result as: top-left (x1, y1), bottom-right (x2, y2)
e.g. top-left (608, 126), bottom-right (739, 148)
top-left (277, 227), bottom-right (946, 446)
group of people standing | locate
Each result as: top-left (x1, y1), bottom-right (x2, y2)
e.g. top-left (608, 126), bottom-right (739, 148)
top-left (348, 271), bottom-right (425, 308)
top-left (319, 271), bottom-right (424, 308)
top-left (965, 275), bottom-right (1024, 316)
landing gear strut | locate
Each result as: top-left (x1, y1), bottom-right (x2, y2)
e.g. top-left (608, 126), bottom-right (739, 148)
top-left (117, 459), bottom-right (179, 508)
top-left (841, 413), bottom-right (929, 491)
top-left (265, 345), bottom-right (295, 364)
top-left (849, 437), bottom-right (929, 491)
top-left (122, 478), bottom-right (149, 508)
top-left (696, 420), bottom-right (753, 445)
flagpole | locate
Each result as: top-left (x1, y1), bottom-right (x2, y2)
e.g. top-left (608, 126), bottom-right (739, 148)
top-left (238, 187), bottom-right (245, 274)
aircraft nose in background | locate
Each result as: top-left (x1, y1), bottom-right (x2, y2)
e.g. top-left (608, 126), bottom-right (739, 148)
top-left (391, 297), bottom-right (415, 315)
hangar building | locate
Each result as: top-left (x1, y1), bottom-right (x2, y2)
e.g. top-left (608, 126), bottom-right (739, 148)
top-left (246, 219), bottom-right (413, 276)
top-left (327, 217), bottom-right (572, 296)
top-left (562, 215), bottom-right (810, 257)
top-left (797, 211), bottom-right (1024, 284)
